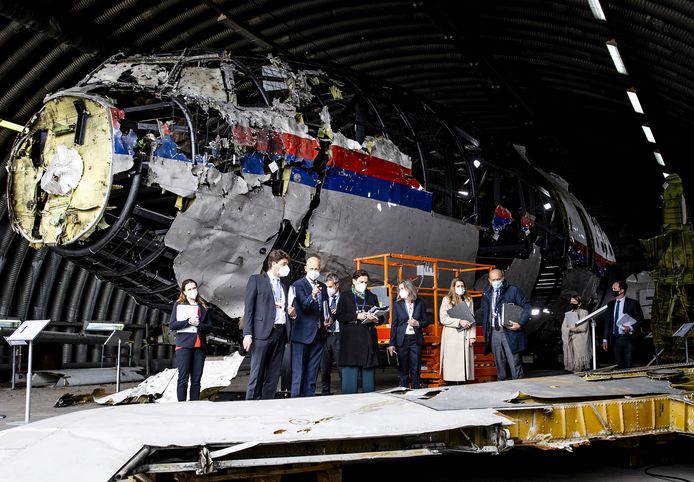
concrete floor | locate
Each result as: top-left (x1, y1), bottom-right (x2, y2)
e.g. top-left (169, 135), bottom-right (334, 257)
top-left (2, 365), bottom-right (694, 481)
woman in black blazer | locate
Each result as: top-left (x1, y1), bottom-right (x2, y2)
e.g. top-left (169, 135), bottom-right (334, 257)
top-left (168, 279), bottom-right (212, 401)
top-left (335, 269), bottom-right (383, 394)
top-left (388, 280), bottom-right (430, 389)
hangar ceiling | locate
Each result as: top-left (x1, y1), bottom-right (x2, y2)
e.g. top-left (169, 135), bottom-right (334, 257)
top-left (0, 0), bottom-right (692, 253)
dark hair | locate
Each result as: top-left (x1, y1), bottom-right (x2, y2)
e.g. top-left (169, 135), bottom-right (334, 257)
top-left (176, 279), bottom-right (207, 307)
top-left (325, 272), bottom-right (340, 284)
top-left (614, 279), bottom-right (628, 292)
top-left (267, 249), bottom-right (289, 268)
top-left (571, 295), bottom-right (583, 305)
top-left (352, 269), bottom-right (369, 280)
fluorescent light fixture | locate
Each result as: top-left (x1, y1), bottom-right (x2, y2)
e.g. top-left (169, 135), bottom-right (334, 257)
top-left (542, 308), bottom-right (551, 314)
top-left (587, 0), bottom-right (606, 20)
top-left (531, 308), bottom-right (540, 316)
top-left (457, 190), bottom-right (469, 197)
top-left (642, 124), bottom-right (656, 143)
top-left (606, 40), bottom-right (628, 74)
top-left (626, 89), bottom-right (644, 114)
top-left (473, 159), bottom-right (481, 168)
top-left (653, 150), bottom-right (665, 166)
top-left (543, 202), bottom-right (552, 210)
top-left (663, 172), bottom-right (670, 178)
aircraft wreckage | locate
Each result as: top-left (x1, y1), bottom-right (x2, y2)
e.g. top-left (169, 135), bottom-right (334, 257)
top-left (1, 367), bottom-right (694, 481)
top-left (6, 50), bottom-right (614, 328)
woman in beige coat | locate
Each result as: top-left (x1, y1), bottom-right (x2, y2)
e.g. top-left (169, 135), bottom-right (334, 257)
top-left (439, 277), bottom-right (476, 383)
top-left (561, 295), bottom-right (592, 372)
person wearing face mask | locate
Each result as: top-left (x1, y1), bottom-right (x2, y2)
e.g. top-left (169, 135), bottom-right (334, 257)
top-left (335, 269), bottom-right (383, 394)
top-left (388, 280), bottom-right (430, 389)
top-left (481, 268), bottom-right (531, 380)
top-left (243, 249), bottom-right (297, 400)
top-left (289, 255), bottom-right (329, 397)
top-left (320, 272), bottom-right (342, 395)
top-left (601, 280), bottom-right (644, 369)
top-left (439, 277), bottom-right (476, 384)
top-left (561, 295), bottom-right (592, 372)
top-left (168, 279), bottom-right (212, 401)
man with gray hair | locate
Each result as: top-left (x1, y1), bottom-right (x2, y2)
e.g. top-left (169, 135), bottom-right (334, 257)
top-left (320, 272), bottom-right (341, 395)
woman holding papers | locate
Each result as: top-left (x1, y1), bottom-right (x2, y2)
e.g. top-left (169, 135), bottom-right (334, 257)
top-left (561, 295), bottom-right (591, 372)
top-left (388, 280), bottom-right (430, 388)
top-left (439, 277), bottom-right (476, 383)
top-left (335, 269), bottom-right (382, 394)
top-left (168, 279), bottom-right (212, 401)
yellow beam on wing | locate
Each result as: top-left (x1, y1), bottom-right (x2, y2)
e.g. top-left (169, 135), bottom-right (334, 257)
top-left (0, 118), bottom-right (24, 132)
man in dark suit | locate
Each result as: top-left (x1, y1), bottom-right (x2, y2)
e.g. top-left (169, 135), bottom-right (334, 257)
top-left (320, 272), bottom-right (341, 395)
top-left (243, 249), bottom-right (296, 400)
top-left (289, 255), bottom-right (329, 397)
top-left (602, 279), bottom-right (644, 369)
top-left (480, 268), bottom-right (531, 380)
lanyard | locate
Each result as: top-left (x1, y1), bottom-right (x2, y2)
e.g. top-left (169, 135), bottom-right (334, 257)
top-left (354, 293), bottom-right (367, 312)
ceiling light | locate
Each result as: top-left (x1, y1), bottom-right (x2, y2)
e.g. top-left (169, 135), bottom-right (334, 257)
top-left (457, 190), bottom-right (469, 197)
top-left (606, 40), bottom-right (628, 74)
top-left (587, 0), bottom-right (606, 20)
top-left (626, 89), bottom-right (644, 114)
top-left (543, 202), bottom-right (552, 210)
top-left (531, 308), bottom-right (540, 316)
top-left (642, 124), bottom-right (656, 143)
top-left (654, 151), bottom-right (665, 166)
top-left (662, 172), bottom-right (670, 178)
top-left (473, 159), bottom-right (481, 168)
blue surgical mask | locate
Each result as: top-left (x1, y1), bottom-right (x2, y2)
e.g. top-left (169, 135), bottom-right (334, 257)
top-left (491, 280), bottom-right (503, 290)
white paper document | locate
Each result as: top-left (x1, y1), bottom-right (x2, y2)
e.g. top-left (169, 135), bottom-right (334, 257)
top-left (176, 304), bottom-right (199, 322)
top-left (564, 311), bottom-right (579, 327)
top-left (287, 286), bottom-right (296, 308)
top-left (616, 314), bottom-right (637, 328)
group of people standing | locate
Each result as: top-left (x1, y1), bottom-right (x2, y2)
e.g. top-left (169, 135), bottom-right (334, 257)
top-left (169, 250), bottom-right (645, 402)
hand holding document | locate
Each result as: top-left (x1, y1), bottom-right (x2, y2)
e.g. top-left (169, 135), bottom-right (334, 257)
top-left (447, 302), bottom-right (475, 332)
top-left (616, 313), bottom-right (637, 333)
top-left (287, 286), bottom-right (296, 309)
top-left (176, 304), bottom-right (199, 333)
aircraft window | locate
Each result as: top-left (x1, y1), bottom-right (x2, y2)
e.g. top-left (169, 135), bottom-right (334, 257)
top-left (230, 59), bottom-right (270, 108)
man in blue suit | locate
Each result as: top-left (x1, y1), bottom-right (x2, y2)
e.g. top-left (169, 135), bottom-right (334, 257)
top-left (289, 255), bottom-right (329, 397)
top-left (481, 268), bottom-right (531, 380)
top-left (243, 249), bottom-right (296, 400)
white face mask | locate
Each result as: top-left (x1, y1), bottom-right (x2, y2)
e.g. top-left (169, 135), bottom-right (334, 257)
top-left (278, 265), bottom-right (290, 277)
top-left (307, 270), bottom-right (320, 281)
top-left (327, 287), bottom-right (337, 297)
top-left (399, 288), bottom-right (409, 300)
top-left (491, 280), bottom-right (503, 290)
top-left (455, 287), bottom-right (465, 296)
top-left (187, 289), bottom-right (198, 299)
top-left (355, 282), bottom-right (367, 294)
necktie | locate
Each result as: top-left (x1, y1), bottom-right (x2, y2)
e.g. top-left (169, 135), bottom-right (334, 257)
top-left (614, 300), bottom-right (621, 335)
top-left (330, 296), bottom-right (337, 310)
top-left (492, 289), bottom-right (500, 330)
top-left (273, 278), bottom-right (281, 303)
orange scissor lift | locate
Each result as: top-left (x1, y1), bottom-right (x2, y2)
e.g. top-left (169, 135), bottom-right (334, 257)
top-left (354, 253), bottom-right (498, 386)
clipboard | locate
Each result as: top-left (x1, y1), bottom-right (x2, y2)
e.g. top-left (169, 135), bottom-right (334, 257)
top-left (176, 304), bottom-right (199, 322)
top-left (501, 303), bottom-right (524, 328)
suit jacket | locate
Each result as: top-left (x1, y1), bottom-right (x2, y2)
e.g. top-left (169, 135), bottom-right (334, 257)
top-left (389, 298), bottom-right (430, 347)
top-left (335, 289), bottom-right (382, 368)
top-left (602, 296), bottom-right (644, 344)
top-left (480, 281), bottom-right (531, 355)
top-left (291, 277), bottom-right (329, 344)
top-left (243, 273), bottom-right (290, 341)
top-left (168, 302), bottom-right (212, 349)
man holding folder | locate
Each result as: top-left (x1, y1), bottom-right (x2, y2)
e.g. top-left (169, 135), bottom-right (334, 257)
top-left (602, 279), bottom-right (645, 368)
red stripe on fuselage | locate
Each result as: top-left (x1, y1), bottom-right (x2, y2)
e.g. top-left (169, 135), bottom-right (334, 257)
top-left (329, 145), bottom-right (422, 189)
top-left (231, 124), bottom-right (319, 161)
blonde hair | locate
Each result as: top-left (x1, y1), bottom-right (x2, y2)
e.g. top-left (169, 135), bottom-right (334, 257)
top-left (446, 277), bottom-right (472, 306)
top-left (398, 279), bottom-right (417, 301)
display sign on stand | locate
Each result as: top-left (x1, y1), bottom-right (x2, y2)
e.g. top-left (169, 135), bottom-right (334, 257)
top-left (104, 330), bottom-right (131, 392)
top-left (6, 319), bottom-right (51, 424)
top-left (673, 322), bottom-right (694, 363)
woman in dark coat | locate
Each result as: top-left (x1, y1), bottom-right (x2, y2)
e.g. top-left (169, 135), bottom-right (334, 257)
top-left (388, 280), bottom-right (430, 388)
top-left (335, 269), bottom-right (383, 394)
top-left (168, 279), bottom-right (212, 401)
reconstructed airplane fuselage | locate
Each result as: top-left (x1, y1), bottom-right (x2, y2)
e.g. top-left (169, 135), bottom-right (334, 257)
top-left (6, 50), bottom-right (615, 324)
